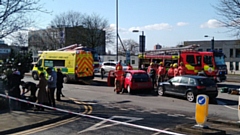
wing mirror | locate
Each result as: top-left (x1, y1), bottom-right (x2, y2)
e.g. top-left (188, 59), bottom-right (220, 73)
top-left (168, 80), bottom-right (172, 85)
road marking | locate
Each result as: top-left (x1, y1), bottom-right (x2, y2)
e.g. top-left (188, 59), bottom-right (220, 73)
top-left (69, 97), bottom-right (93, 114)
top-left (78, 116), bottom-right (143, 134)
top-left (11, 117), bottom-right (80, 135)
top-left (217, 100), bottom-right (238, 111)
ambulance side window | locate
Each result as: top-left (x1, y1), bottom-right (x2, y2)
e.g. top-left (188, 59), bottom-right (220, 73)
top-left (186, 55), bottom-right (195, 65)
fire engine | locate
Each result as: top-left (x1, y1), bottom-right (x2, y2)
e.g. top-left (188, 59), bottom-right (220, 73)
top-left (139, 44), bottom-right (227, 82)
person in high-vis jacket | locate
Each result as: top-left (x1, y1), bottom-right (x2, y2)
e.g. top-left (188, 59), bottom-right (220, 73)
top-left (114, 64), bottom-right (124, 93)
top-left (157, 62), bottom-right (166, 83)
top-left (178, 62), bottom-right (186, 76)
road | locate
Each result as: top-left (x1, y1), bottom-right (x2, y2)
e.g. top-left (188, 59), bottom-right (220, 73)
top-left (16, 76), bottom-right (240, 135)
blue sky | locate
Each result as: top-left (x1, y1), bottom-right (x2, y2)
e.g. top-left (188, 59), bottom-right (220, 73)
top-left (35, 0), bottom-right (235, 51)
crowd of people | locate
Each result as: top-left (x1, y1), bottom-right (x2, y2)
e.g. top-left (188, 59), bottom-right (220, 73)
top-left (146, 61), bottom-right (186, 88)
top-left (5, 67), bottom-right (64, 111)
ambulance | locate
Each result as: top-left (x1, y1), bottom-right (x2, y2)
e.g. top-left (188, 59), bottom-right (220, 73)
top-left (32, 50), bottom-right (94, 83)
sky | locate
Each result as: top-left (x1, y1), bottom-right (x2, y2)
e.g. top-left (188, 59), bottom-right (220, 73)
top-left (30, 0), bottom-right (236, 51)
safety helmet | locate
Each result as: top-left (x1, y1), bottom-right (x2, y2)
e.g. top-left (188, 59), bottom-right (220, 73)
top-left (117, 66), bottom-right (122, 70)
top-left (170, 64), bottom-right (173, 67)
top-left (150, 62), bottom-right (153, 66)
top-left (180, 62), bottom-right (183, 65)
top-left (173, 63), bottom-right (178, 68)
top-left (159, 62), bottom-right (163, 65)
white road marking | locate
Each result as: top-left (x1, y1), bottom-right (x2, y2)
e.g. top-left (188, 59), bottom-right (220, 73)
top-left (78, 116), bottom-right (143, 134)
top-left (217, 100), bottom-right (238, 111)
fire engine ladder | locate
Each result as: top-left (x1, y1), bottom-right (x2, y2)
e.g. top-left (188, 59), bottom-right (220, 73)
top-left (57, 44), bottom-right (81, 51)
top-left (145, 44), bottom-right (199, 55)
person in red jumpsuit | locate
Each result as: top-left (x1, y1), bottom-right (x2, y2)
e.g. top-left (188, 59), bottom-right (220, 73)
top-left (157, 62), bottom-right (166, 83)
top-left (167, 64), bottom-right (174, 79)
top-left (114, 62), bottom-right (124, 94)
top-left (173, 63), bottom-right (179, 77)
top-left (127, 62), bottom-right (133, 70)
top-left (178, 62), bottom-right (186, 76)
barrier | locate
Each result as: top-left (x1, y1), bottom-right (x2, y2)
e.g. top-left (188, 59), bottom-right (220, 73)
top-left (0, 93), bottom-right (184, 135)
top-left (195, 95), bottom-right (209, 128)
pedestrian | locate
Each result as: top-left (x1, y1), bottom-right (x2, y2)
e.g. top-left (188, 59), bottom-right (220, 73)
top-left (115, 60), bottom-right (123, 70)
top-left (21, 81), bottom-right (37, 102)
top-left (147, 62), bottom-right (156, 89)
top-left (114, 64), bottom-right (124, 94)
top-left (8, 70), bottom-right (22, 110)
top-left (46, 67), bottom-right (57, 107)
top-left (167, 64), bottom-right (174, 79)
top-left (127, 62), bottom-right (133, 70)
top-left (35, 72), bottom-right (49, 111)
top-left (178, 62), bottom-right (186, 76)
top-left (57, 68), bottom-right (64, 101)
top-left (140, 64), bottom-right (145, 70)
top-left (157, 62), bottom-right (166, 83)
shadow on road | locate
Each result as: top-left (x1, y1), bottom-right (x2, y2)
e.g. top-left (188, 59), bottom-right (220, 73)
top-left (216, 98), bottom-right (238, 106)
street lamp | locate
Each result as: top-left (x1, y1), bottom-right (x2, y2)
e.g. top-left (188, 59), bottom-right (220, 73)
top-left (116, 0), bottom-right (118, 61)
top-left (132, 30), bottom-right (145, 69)
top-left (204, 35), bottom-right (214, 51)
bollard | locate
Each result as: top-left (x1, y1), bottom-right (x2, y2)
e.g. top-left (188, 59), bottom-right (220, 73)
top-left (195, 94), bottom-right (209, 128)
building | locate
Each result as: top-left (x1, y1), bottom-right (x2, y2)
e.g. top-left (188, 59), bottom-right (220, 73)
top-left (28, 26), bottom-right (106, 56)
top-left (184, 40), bottom-right (240, 74)
top-left (154, 44), bottom-right (162, 50)
top-left (100, 54), bottom-right (139, 69)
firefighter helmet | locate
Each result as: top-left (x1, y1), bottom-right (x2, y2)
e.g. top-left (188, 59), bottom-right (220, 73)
top-left (150, 62), bottom-right (153, 66)
top-left (159, 62), bottom-right (163, 65)
top-left (173, 63), bottom-right (178, 68)
top-left (170, 64), bottom-right (173, 67)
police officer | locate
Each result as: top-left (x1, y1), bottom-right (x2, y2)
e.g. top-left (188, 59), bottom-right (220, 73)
top-left (157, 62), bottom-right (166, 83)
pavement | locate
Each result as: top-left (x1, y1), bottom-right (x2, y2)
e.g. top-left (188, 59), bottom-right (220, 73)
top-left (0, 73), bottom-right (238, 134)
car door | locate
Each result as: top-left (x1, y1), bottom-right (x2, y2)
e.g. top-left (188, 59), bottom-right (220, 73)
top-left (165, 76), bottom-right (180, 94)
top-left (104, 62), bottom-right (111, 72)
top-left (124, 72), bottom-right (131, 89)
top-left (110, 62), bottom-right (116, 71)
top-left (177, 77), bottom-right (190, 96)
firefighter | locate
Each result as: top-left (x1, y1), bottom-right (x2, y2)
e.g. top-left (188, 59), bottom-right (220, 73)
top-left (173, 63), bottom-right (179, 77)
top-left (147, 62), bottom-right (156, 89)
top-left (167, 64), bottom-right (174, 79)
top-left (178, 62), bottom-right (186, 76)
top-left (127, 62), bottom-right (133, 70)
top-left (115, 60), bottom-right (123, 70)
top-left (157, 62), bottom-right (166, 83)
top-left (114, 65), bottom-right (124, 94)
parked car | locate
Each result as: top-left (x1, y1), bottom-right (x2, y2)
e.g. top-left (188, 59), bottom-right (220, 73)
top-left (157, 75), bottom-right (218, 102)
top-left (123, 70), bottom-right (153, 94)
top-left (100, 61), bottom-right (128, 74)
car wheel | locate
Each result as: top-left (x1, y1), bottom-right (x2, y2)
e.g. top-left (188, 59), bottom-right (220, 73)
top-left (32, 72), bottom-right (39, 80)
top-left (186, 91), bottom-right (195, 102)
top-left (127, 85), bottom-right (132, 94)
top-left (157, 86), bottom-right (165, 96)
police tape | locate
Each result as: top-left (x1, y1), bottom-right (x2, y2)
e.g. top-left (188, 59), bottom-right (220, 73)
top-left (0, 94), bottom-right (184, 135)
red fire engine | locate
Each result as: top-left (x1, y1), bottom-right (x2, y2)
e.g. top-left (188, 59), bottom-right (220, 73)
top-left (139, 44), bottom-right (227, 82)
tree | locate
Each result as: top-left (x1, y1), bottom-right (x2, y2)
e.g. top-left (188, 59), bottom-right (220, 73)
top-left (118, 39), bottom-right (139, 55)
top-left (214, 0), bottom-right (240, 37)
top-left (9, 31), bottom-right (28, 46)
top-left (0, 0), bottom-right (46, 39)
top-left (49, 11), bottom-right (113, 49)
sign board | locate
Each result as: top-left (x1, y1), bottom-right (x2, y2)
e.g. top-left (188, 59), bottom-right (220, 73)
top-left (139, 35), bottom-right (145, 52)
top-left (195, 95), bottom-right (209, 126)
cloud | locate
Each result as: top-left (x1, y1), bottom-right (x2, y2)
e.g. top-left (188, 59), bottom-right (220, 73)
top-left (129, 23), bottom-right (172, 32)
top-left (177, 22), bottom-right (189, 26)
top-left (200, 19), bottom-right (223, 28)
top-left (109, 24), bottom-right (128, 33)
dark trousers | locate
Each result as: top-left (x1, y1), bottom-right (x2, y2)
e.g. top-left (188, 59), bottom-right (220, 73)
top-left (48, 88), bottom-right (56, 107)
top-left (56, 87), bottom-right (62, 101)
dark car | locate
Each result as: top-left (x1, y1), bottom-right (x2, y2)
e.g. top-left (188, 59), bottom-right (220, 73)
top-left (157, 75), bottom-right (218, 102)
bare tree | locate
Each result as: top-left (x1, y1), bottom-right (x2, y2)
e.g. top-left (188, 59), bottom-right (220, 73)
top-left (9, 31), bottom-right (28, 46)
top-left (214, 0), bottom-right (240, 37)
top-left (0, 0), bottom-right (46, 39)
top-left (118, 39), bottom-right (139, 55)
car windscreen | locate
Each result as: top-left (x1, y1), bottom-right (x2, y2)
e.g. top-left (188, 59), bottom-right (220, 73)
top-left (197, 78), bottom-right (215, 86)
top-left (132, 73), bottom-right (149, 82)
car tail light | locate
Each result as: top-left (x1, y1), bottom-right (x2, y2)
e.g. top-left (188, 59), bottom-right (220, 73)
top-left (197, 86), bottom-right (206, 89)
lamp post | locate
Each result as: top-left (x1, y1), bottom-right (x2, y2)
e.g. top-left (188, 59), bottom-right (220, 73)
top-left (116, 0), bottom-right (118, 61)
top-left (204, 35), bottom-right (214, 51)
top-left (133, 30), bottom-right (145, 69)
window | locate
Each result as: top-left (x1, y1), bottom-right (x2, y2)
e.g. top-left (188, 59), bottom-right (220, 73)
top-left (198, 49), bottom-right (203, 51)
top-left (219, 48), bottom-right (222, 52)
top-left (170, 77), bottom-right (180, 83)
top-left (230, 49), bottom-right (233, 57)
top-left (44, 60), bottom-right (65, 67)
top-left (203, 56), bottom-right (213, 65)
top-left (103, 62), bottom-right (111, 66)
top-left (206, 48), bottom-right (211, 51)
top-left (235, 49), bottom-right (240, 58)
top-left (196, 56), bottom-right (201, 65)
top-left (235, 62), bottom-right (239, 71)
top-left (37, 59), bottom-right (42, 67)
top-left (189, 78), bottom-right (196, 85)
top-left (186, 55), bottom-right (195, 65)
top-left (132, 60), bottom-right (135, 64)
top-left (180, 77), bottom-right (189, 84)
top-left (110, 63), bottom-right (116, 67)
top-left (230, 62), bottom-right (234, 70)
top-left (197, 78), bottom-right (215, 85)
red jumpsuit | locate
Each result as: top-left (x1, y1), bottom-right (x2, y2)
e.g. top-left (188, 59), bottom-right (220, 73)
top-left (174, 68), bottom-right (179, 77)
top-left (178, 66), bottom-right (186, 76)
top-left (127, 65), bottom-right (133, 70)
top-left (167, 67), bottom-right (174, 79)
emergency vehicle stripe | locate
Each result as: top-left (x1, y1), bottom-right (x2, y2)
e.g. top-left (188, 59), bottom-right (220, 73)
top-left (76, 53), bottom-right (93, 77)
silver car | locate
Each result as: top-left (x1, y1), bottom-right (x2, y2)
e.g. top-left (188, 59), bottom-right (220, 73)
top-left (100, 61), bottom-right (127, 74)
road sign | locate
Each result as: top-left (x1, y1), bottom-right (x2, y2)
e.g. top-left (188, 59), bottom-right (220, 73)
top-left (238, 96), bottom-right (240, 122)
top-left (195, 95), bottom-right (209, 126)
